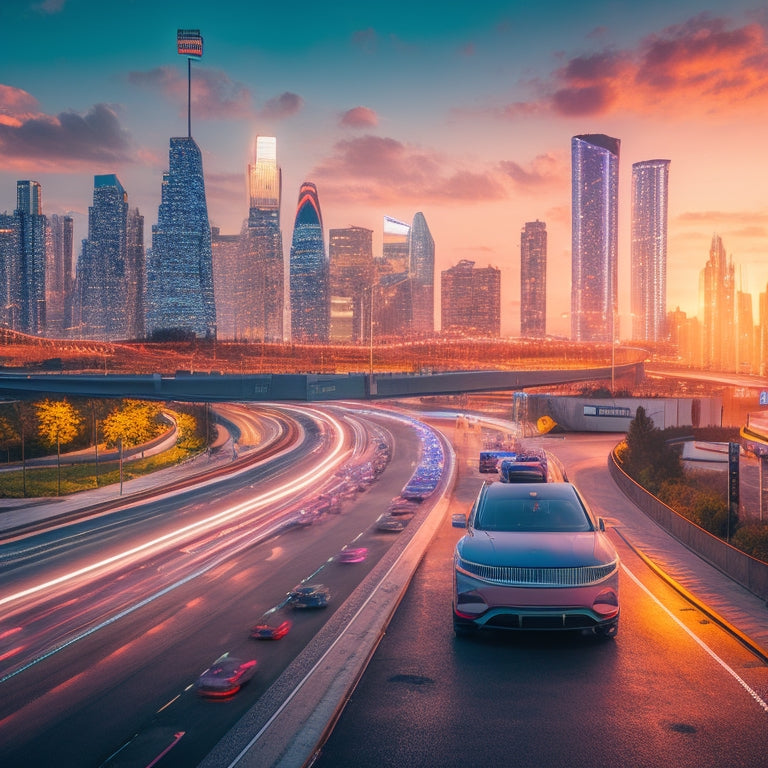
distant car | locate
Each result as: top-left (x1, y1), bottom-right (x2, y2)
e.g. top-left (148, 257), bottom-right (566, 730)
top-left (387, 497), bottom-right (419, 516)
top-left (452, 482), bottom-right (619, 638)
top-left (338, 546), bottom-right (368, 563)
top-left (498, 458), bottom-right (547, 483)
top-left (376, 514), bottom-right (408, 532)
top-left (287, 583), bottom-right (330, 608)
top-left (195, 654), bottom-right (257, 697)
top-left (250, 619), bottom-right (292, 640)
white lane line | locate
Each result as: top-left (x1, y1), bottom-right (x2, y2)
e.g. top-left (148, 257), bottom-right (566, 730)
top-left (621, 563), bottom-right (768, 714)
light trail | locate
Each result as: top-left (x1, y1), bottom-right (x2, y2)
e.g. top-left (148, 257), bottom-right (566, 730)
top-left (0, 407), bottom-right (350, 611)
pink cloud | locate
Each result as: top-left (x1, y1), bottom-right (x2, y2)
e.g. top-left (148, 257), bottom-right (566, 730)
top-left (0, 100), bottom-right (132, 170)
top-left (312, 134), bottom-right (507, 205)
top-left (499, 153), bottom-right (566, 190)
top-left (340, 106), bottom-right (379, 128)
top-left (259, 92), bottom-right (303, 120)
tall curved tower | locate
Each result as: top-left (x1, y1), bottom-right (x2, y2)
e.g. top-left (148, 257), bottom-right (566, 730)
top-left (289, 182), bottom-right (328, 342)
top-left (571, 133), bottom-right (620, 342)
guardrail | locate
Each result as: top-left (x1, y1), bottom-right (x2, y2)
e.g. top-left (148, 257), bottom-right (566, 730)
top-left (608, 448), bottom-right (768, 603)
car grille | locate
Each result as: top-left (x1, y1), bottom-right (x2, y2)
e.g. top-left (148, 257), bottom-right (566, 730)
top-left (456, 556), bottom-right (617, 586)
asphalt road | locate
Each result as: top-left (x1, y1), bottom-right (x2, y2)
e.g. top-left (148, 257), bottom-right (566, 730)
top-left (312, 425), bottom-right (768, 768)
top-left (0, 407), bottom-right (428, 768)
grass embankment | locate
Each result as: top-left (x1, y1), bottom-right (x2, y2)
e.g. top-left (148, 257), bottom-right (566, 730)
top-left (0, 446), bottom-right (196, 498)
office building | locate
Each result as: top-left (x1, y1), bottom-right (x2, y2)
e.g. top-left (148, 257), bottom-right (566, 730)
top-left (329, 225), bottom-right (373, 341)
top-left (290, 182), bottom-right (329, 342)
top-left (409, 212), bottom-right (435, 335)
top-left (147, 136), bottom-right (216, 339)
top-left (77, 174), bottom-right (133, 340)
top-left (211, 226), bottom-right (243, 340)
top-left (571, 134), bottom-right (620, 342)
top-left (383, 216), bottom-right (410, 274)
top-left (46, 214), bottom-right (74, 337)
top-left (0, 211), bottom-right (21, 331)
top-left (15, 180), bottom-right (47, 335)
top-left (242, 136), bottom-right (284, 342)
top-left (520, 220), bottom-right (547, 337)
top-left (631, 159), bottom-right (670, 342)
top-left (441, 259), bottom-right (501, 337)
top-left (699, 234), bottom-right (735, 371)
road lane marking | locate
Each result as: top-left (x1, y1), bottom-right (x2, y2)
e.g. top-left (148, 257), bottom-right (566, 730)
top-left (621, 563), bottom-right (768, 714)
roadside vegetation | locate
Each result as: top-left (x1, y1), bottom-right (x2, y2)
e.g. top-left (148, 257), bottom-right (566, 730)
top-left (0, 398), bottom-right (210, 498)
top-left (615, 406), bottom-right (768, 563)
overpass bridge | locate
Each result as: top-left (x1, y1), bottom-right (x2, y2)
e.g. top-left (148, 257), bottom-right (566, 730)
top-left (0, 362), bottom-right (644, 403)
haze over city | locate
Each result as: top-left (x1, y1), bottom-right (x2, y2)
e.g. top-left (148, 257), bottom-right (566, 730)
top-left (2, 0), bottom-right (768, 337)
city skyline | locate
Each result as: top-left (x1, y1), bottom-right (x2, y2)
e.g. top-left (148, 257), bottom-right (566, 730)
top-left (2, 1), bottom-right (768, 336)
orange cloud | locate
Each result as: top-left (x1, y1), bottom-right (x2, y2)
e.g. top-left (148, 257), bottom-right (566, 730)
top-left (498, 152), bottom-right (566, 190)
top-left (498, 14), bottom-right (768, 119)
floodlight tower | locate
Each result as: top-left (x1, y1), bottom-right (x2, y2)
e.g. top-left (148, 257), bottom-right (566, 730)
top-left (177, 29), bottom-right (203, 138)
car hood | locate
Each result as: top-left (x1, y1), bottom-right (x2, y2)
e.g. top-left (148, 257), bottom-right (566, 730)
top-left (456, 530), bottom-right (617, 568)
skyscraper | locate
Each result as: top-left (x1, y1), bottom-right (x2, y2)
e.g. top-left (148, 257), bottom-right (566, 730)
top-left (0, 211), bottom-right (21, 330)
top-left (699, 234), bottom-right (735, 371)
top-left (329, 225), bottom-right (373, 341)
top-left (631, 159), bottom-right (670, 342)
top-left (520, 220), bottom-right (547, 338)
top-left (382, 216), bottom-right (410, 274)
top-left (290, 182), bottom-right (328, 342)
top-left (77, 174), bottom-right (130, 340)
top-left (211, 226), bottom-right (242, 340)
top-left (409, 212), bottom-right (434, 335)
top-left (147, 136), bottom-right (216, 339)
top-left (46, 213), bottom-right (74, 337)
top-left (441, 259), bottom-right (501, 337)
top-left (242, 136), bottom-right (284, 342)
top-left (571, 134), bottom-right (620, 342)
top-left (125, 207), bottom-right (145, 339)
top-left (15, 180), bottom-right (47, 335)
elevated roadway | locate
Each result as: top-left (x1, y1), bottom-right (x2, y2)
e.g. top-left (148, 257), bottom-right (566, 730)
top-left (0, 362), bottom-right (644, 403)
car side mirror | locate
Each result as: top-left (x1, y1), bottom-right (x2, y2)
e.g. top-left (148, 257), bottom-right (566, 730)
top-left (598, 517), bottom-right (606, 532)
top-left (451, 513), bottom-right (467, 529)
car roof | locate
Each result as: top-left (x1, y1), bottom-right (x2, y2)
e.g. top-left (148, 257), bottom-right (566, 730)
top-left (483, 481), bottom-right (578, 501)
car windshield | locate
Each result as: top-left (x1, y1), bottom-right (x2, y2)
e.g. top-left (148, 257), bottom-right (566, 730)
top-left (474, 496), bottom-right (592, 532)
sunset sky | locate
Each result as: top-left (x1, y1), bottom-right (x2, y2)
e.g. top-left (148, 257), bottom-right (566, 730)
top-left (2, 0), bottom-right (768, 337)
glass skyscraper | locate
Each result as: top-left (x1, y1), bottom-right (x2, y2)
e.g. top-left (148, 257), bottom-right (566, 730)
top-left (243, 136), bottom-right (284, 342)
top-left (329, 225), bottom-right (373, 341)
top-left (571, 134), bottom-right (620, 342)
top-left (147, 136), bottom-right (216, 339)
top-left (290, 182), bottom-right (328, 342)
top-left (520, 220), bottom-right (547, 338)
top-left (408, 212), bottom-right (434, 335)
top-left (15, 180), bottom-right (47, 335)
top-left (46, 214), bottom-right (74, 337)
top-left (631, 159), bottom-right (670, 342)
top-left (78, 174), bottom-right (129, 340)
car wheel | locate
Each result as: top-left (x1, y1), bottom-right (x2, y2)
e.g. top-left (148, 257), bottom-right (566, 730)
top-left (594, 620), bottom-right (618, 639)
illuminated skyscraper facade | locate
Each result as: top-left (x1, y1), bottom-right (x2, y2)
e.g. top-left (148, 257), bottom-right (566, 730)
top-left (441, 260), bottom-right (501, 337)
top-left (383, 216), bottom-right (410, 274)
top-left (0, 212), bottom-right (20, 330)
top-left (520, 220), bottom-right (546, 338)
top-left (631, 159), bottom-right (670, 342)
top-left (329, 225), bottom-right (373, 341)
top-left (15, 181), bottom-right (47, 335)
top-left (46, 214), bottom-right (74, 337)
top-left (211, 226), bottom-right (242, 340)
top-left (409, 212), bottom-right (434, 335)
top-left (571, 134), bottom-right (619, 342)
top-left (699, 234), bottom-right (735, 371)
top-left (242, 136), bottom-right (284, 342)
top-left (147, 136), bottom-right (216, 339)
top-left (77, 174), bottom-right (132, 340)
top-left (290, 182), bottom-right (328, 342)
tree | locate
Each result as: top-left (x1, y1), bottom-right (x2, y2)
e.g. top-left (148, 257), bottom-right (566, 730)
top-left (0, 414), bottom-right (16, 463)
top-left (35, 399), bottom-right (84, 496)
top-left (101, 400), bottom-right (164, 449)
top-left (175, 412), bottom-right (204, 452)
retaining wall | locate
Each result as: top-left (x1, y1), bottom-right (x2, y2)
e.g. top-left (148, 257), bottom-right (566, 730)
top-left (608, 450), bottom-right (768, 603)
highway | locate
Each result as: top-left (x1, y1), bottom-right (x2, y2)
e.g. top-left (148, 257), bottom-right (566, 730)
top-left (3, 404), bottom-right (768, 768)
top-left (313, 422), bottom-right (768, 768)
top-left (0, 404), bottom-right (445, 767)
